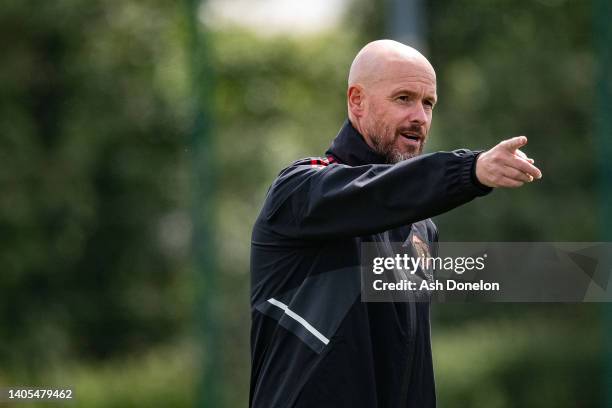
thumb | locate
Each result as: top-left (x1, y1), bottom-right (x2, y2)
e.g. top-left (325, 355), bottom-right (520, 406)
top-left (501, 136), bottom-right (528, 152)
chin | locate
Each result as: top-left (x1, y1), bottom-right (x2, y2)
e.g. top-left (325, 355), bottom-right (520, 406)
top-left (388, 149), bottom-right (419, 164)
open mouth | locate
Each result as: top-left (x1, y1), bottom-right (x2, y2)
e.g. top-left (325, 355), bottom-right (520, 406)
top-left (400, 133), bottom-right (421, 142)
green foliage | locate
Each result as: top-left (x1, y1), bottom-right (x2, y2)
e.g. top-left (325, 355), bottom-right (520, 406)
top-left (0, 0), bottom-right (192, 370)
top-left (428, 0), bottom-right (596, 241)
top-left (433, 306), bottom-right (601, 407)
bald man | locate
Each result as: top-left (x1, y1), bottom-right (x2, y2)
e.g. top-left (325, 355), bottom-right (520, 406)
top-left (250, 40), bottom-right (541, 408)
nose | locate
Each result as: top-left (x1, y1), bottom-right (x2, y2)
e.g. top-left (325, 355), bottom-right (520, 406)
top-left (409, 102), bottom-right (429, 126)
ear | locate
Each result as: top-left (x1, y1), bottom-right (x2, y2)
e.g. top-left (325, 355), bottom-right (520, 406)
top-left (347, 85), bottom-right (366, 118)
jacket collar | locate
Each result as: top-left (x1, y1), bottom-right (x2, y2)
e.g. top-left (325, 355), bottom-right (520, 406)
top-left (325, 119), bottom-right (387, 166)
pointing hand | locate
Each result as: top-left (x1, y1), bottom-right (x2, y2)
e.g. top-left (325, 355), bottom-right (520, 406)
top-left (475, 136), bottom-right (542, 188)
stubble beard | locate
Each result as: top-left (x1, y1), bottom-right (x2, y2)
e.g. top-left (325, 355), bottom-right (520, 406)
top-left (366, 119), bottom-right (425, 164)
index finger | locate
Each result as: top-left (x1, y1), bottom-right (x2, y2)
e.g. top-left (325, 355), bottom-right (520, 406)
top-left (501, 136), bottom-right (528, 152)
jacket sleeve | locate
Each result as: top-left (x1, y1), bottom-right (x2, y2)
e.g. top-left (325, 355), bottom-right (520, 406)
top-left (257, 150), bottom-right (491, 240)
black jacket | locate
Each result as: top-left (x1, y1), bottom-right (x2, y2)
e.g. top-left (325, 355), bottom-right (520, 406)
top-left (250, 120), bottom-right (491, 407)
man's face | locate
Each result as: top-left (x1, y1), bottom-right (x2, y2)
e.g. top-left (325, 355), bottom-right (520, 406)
top-left (361, 60), bottom-right (437, 163)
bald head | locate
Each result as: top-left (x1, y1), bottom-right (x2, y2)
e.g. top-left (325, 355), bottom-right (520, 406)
top-left (346, 40), bottom-right (438, 164)
top-left (348, 40), bottom-right (435, 88)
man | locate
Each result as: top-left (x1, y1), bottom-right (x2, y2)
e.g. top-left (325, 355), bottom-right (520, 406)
top-left (250, 40), bottom-right (542, 407)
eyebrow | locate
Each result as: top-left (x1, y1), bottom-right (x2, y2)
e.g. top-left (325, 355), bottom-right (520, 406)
top-left (390, 88), bottom-right (437, 104)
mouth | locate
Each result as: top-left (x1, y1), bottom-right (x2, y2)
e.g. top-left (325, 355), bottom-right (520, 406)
top-left (399, 132), bottom-right (422, 144)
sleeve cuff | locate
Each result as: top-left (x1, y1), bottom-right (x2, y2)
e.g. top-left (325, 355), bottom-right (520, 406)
top-left (460, 150), bottom-right (493, 196)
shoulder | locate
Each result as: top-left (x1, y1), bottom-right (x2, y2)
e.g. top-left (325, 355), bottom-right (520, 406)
top-left (272, 155), bottom-right (338, 186)
top-left (262, 156), bottom-right (337, 205)
top-left (279, 156), bottom-right (337, 174)
top-left (254, 156), bottom-right (339, 232)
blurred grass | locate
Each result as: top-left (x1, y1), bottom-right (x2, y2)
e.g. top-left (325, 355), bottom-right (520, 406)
top-left (433, 307), bottom-right (601, 407)
top-left (0, 311), bottom-right (599, 408)
top-left (1, 341), bottom-right (198, 408)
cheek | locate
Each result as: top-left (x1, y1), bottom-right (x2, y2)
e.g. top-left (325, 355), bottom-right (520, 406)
top-left (365, 99), bottom-right (381, 116)
top-left (390, 104), bottom-right (411, 121)
top-left (375, 104), bottom-right (399, 123)
top-left (425, 112), bottom-right (433, 128)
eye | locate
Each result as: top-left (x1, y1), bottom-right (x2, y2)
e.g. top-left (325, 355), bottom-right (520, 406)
top-left (424, 100), bottom-right (435, 109)
top-left (396, 95), bottom-right (410, 102)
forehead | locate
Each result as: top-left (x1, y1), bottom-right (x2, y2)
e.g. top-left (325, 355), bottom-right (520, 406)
top-left (375, 59), bottom-right (437, 95)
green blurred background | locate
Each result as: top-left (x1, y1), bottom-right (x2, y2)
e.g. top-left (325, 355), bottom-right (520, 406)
top-left (1, 0), bottom-right (610, 407)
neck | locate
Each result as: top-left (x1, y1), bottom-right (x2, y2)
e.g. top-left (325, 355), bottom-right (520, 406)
top-left (325, 119), bottom-right (387, 166)
top-left (347, 115), bottom-right (375, 151)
